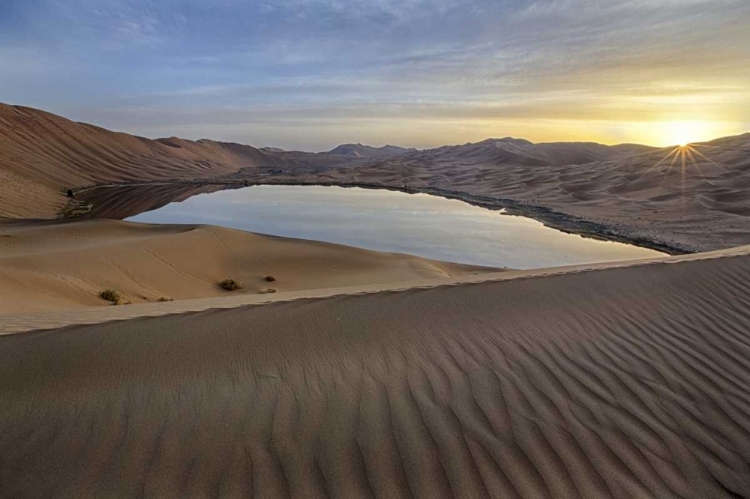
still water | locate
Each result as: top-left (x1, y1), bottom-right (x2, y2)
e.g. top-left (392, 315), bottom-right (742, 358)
top-left (128, 185), bottom-right (664, 269)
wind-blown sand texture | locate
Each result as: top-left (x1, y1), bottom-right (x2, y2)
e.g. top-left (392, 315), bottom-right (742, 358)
top-left (1, 248), bottom-right (749, 497)
top-left (0, 219), bottom-right (492, 314)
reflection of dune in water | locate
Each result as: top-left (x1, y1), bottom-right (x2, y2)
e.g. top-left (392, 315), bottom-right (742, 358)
top-left (76, 183), bottom-right (237, 219)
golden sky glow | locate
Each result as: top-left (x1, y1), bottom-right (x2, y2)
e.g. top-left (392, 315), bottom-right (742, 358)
top-left (657, 121), bottom-right (726, 147)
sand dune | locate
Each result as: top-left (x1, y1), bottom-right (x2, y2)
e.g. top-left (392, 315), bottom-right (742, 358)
top-left (0, 104), bottom-right (286, 218)
top-left (281, 135), bottom-right (750, 253)
top-left (0, 219), bottom-right (493, 314)
top-left (1, 248), bottom-right (749, 497)
top-left (0, 104), bottom-right (377, 218)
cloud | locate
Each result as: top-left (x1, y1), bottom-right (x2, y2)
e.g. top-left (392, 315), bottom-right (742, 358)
top-left (1, 0), bottom-right (748, 148)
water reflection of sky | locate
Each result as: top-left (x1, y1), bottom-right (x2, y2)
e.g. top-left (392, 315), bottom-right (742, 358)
top-left (128, 185), bottom-right (664, 269)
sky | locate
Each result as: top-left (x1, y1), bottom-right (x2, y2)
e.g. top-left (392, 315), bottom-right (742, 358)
top-left (1, 0), bottom-right (749, 151)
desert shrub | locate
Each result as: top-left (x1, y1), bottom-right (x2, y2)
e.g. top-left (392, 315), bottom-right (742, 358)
top-left (158, 297), bottom-right (174, 302)
top-left (259, 288), bottom-right (277, 294)
top-left (265, 275), bottom-right (276, 282)
top-left (100, 288), bottom-right (122, 304)
top-left (220, 279), bottom-right (243, 291)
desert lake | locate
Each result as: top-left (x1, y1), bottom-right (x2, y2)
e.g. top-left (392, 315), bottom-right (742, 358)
top-left (127, 185), bottom-right (664, 268)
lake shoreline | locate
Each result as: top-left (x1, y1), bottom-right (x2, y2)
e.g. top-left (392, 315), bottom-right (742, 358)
top-left (68, 179), bottom-right (690, 256)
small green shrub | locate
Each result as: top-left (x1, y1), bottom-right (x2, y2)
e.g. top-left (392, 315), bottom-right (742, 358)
top-left (220, 279), bottom-right (243, 291)
top-left (100, 288), bottom-right (122, 304)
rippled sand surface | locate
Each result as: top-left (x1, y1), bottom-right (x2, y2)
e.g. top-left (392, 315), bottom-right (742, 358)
top-left (2, 248), bottom-right (749, 497)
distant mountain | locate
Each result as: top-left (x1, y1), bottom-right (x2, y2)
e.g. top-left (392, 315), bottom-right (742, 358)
top-left (328, 143), bottom-right (416, 159)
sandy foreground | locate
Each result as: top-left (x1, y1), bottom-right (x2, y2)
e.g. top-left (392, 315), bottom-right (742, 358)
top-left (1, 246), bottom-right (749, 497)
top-left (0, 219), bottom-right (494, 315)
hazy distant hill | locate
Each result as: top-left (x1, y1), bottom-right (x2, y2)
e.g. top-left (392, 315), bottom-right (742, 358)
top-left (412, 137), bottom-right (657, 167)
top-left (328, 143), bottom-right (416, 159)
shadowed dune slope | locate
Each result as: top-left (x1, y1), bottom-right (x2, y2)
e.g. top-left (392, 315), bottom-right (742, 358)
top-left (1, 251), bottom-right (750, 497)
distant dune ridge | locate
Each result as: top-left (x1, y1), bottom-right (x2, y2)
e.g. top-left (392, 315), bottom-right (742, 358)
top-left (328, 143), bottom-right (416, 158)
top-left (1, 246), bottom-right (750, 497)
top-left (1, 102), bottom-right (748, 252)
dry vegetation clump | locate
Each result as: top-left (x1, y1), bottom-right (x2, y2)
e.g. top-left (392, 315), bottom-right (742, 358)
top-left (259, 288), bottom-right (277, 295)
top-left (158, 297), bottom-right (174, 302)
top-left (265, 275), bottom-right (276, 282)
top-left (99, 288), bottom-right (122, 305)
top-left (220, 279), bottom-right (243, 291)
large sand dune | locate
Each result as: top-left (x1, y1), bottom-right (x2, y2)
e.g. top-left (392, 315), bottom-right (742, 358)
top-left (0, 219), bottom-right (492, 314)
top-left (0, 104), bottom-right (374, 218)
top-left (1, 248), bottom-right (749, 497)
top-left (0, 104), bottom-right (285, 218)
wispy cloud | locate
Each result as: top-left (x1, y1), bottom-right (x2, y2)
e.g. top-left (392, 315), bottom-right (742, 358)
top-left (1, 0), bottom-right (748, 148)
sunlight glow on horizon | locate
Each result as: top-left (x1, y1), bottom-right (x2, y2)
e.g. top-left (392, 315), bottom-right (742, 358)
top-left (408, 118), bottom-right (745, 152)
top-left (659, 120), bottom-right (728, 147)
top-left (591, 119), bottom-right (744, 149)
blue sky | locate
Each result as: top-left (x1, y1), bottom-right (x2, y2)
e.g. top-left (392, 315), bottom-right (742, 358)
top-left (1, 0), bottom-right (749, 150)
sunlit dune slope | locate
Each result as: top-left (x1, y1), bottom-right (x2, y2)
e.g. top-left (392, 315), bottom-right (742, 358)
top-left (0, 219), bottom-right (494, 314)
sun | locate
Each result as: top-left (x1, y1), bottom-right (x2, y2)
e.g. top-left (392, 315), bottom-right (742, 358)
top-left (661, 120), bottom-right (715, 147)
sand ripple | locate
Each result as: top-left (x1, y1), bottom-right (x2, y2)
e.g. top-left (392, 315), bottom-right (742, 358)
top-left (1, 253), bottom-right (750, 497)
